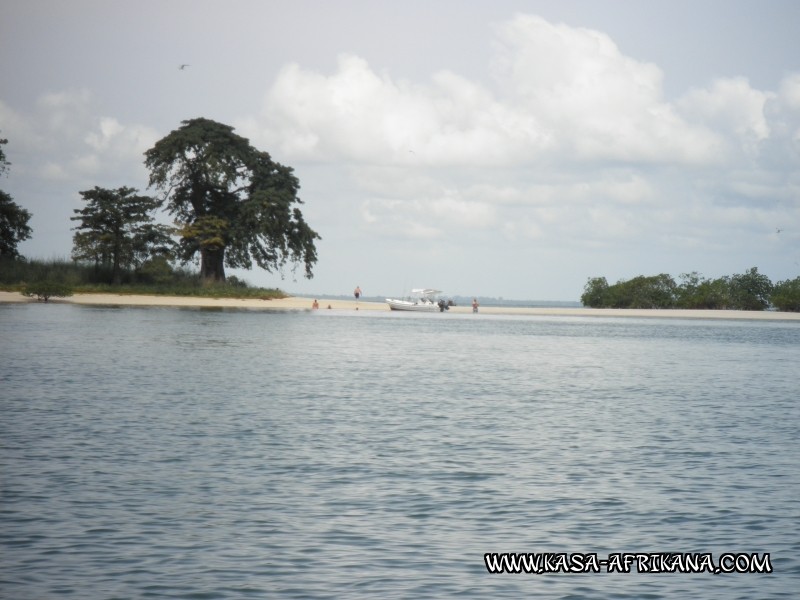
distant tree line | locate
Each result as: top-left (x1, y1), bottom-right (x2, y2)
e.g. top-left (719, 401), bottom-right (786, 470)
top-left (581, 268), bottom-right (800, 312)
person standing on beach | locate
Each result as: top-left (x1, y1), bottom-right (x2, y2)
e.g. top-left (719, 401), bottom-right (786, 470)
top-left (472, 298), bottom-right (479, 313)
top-left (354, 286), bottom-right (362, 300)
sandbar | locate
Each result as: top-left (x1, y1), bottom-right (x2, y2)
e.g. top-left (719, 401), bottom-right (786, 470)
top-left (1, 291), bottom-right (798, 321)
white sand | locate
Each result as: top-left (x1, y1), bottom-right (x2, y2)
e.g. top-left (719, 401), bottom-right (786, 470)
top-left (2, 291), bottom-right (798, 320)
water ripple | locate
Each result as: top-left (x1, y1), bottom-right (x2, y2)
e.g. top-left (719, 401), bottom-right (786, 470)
top-left (1, 304), bottom-right (798, 598)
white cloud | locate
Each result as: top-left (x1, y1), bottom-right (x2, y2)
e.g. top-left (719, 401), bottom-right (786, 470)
top-left (429, 190), bottom-right (497, 228)
top-left (85, 117), bottom-right (125, 151)
top-left (778, 73), bottom-right (800, 110)
top-left (243, 14), bottom-right (727, 172)
top-left (491, 15), bottom-right (664, 117)
top-left (677, 77), bottom-right (773, 156)
top-left (774, 73), bottom-right (800, 144)
top-left (490, 14), bottom-right (723, 164)
top-left (497, 173), bottom-right (655, 208)
top-left (360, 188), bottom-right (495, 240)
top-left (4, 8), bottom-right (798, 298)
top-left (3, 90), bottom-right (159, 185)
top-left (234, 12), bottom-right (798, 267)
top-left (244, 54), bottom-right (545, 166)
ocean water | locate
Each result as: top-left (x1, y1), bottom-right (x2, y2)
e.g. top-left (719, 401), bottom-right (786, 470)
top-left (1, 303), bottom-right (798, 599)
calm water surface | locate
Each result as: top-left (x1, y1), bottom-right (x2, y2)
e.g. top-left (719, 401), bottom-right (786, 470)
top-left (1, 303), bottom-right (798, 599)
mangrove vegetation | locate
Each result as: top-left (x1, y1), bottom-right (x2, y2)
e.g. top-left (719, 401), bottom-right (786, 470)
top-left (581, 268), bottom-right (800, 312)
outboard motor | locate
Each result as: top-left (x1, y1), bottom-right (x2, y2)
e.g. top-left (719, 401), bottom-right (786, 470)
top-left (438, 299), bottom-right (448, 312)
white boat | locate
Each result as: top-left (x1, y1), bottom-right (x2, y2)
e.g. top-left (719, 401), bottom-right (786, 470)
top-left (386, 288), bottom-right (448, 312)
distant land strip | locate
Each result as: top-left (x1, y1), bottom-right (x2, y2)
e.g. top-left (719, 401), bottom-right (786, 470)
top-left (2, 292), bottom-right (799, 320)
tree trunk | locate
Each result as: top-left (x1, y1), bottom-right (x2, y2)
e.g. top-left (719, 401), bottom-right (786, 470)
top-left (112, 241), bottom-right (122, 285)
top-left (200, 247), bottom-right (226, 283)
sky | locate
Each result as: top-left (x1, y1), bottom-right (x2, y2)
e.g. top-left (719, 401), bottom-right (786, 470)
top-left (1, 0), bottom-right (799, 301)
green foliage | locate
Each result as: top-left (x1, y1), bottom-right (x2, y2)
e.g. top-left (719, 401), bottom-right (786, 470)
top-left (0, 256), bottom-right (285, 300)
top-left (619, 274), bottom-right (676, 308)
top-left (771, 276), bottom-right (800, 312)
top-left (136, 255), bottom-right (174, 284)
top-left (0, 136), bottom-right (33, 258)
top-left (71, 186), bottom-right (174, 284)
top-left (225, 275), bottom-right (247, 288)
top-left (728, 267), bottom-right (773, 311)
top-left (580, 277), bottom-right (610, 307)
top-left (21, 281), bottom-right (73, 302)
top-left (676, 272), bottom-right (732, 309)
top-left (0, 190), bottom-right (32, 258)
top-left (582, 267), bottom-right (793, 311)
top-left (0, 134), bottom-right (10, 175)
top-left (176, 215), bottom-right (229, 253)
top-left (1, 256), bottom-right (87, 287)
top-left (13, 255), bottom-right (77, 302)
top-left (582, 274), bottom-right (676, 308)
top-left (144, 117), bottom-right (320, 282)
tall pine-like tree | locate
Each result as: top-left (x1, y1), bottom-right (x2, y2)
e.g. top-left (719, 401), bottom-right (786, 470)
top-left (71, 186), bottom-right (173, 284)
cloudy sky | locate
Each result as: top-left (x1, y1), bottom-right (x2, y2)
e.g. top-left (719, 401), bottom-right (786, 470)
top-left (2, 0), bottom-right (798, 300)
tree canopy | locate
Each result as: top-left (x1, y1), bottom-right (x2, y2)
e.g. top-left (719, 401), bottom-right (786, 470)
top-left (581, 267), bottom-right (795, 311)
top-left (729, 267), bottom-right (773, 311)
top-left (71, 186), bottom-right (173, 284)
top-left (144, 118), bottom-right (320, 282)
top-left (771, 276), bottom-right (800, 312)
top-left (0, 135), bottom-right (33, 258)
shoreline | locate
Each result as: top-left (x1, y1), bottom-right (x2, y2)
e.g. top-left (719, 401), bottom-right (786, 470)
top-left (1, 291), bottom-right (798, 320)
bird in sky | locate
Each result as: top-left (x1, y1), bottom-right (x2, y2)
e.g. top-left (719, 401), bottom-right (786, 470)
top-left (179, 64), bottom-right (190, 70)
top-left (776, 228), bottom-right (783, 234)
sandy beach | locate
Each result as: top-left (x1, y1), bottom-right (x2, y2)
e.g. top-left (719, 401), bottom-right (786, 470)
top-left (1, 290), bottom-right (798, 320)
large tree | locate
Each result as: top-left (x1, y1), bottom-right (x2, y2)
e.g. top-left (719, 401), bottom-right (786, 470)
top-left (0, 135), bottom-right (33, 258)
top-left (71, 186), bottom-right (173, 284)
top-left (144, 118), bottom-right (320, 282)
top-left (729, 266), bottom-right (773, 311)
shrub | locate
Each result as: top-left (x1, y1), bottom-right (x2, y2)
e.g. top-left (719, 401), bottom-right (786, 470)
top-left (771, 277), bottom-right (800, 312)
top-left (728, 267), bottom-right (772, 311)
top-left (136, 256), bottom-right (174, 284)
top-left (22, 281), bottom-right (74, 302)
top-left (225, 275), bottom-right (248, 288)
